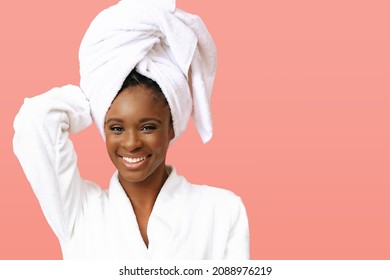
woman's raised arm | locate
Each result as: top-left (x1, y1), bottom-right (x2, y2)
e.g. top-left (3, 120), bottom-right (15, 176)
top-left (13, 85), bottom-right (92, 241)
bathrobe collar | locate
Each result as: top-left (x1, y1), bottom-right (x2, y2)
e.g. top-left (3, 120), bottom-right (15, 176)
top-left (107, 165), bottom-right (190, 259)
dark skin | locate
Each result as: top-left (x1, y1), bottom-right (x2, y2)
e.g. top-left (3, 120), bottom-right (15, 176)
top-left (104, 85), bottom-right (174, 247)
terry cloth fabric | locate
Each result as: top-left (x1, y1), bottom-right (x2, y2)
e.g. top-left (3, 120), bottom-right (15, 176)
top-left (13, 86), bottom-right (250, 259)
top-left (79, 0), bottom-right (217, 143)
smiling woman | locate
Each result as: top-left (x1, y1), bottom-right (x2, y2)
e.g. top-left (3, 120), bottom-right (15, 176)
top-left (104, 72), bottom-right (173, 188)
top-left (13, 0), bottom-right (249, 259)
top-left (104, 71), bottom-right (174, 247)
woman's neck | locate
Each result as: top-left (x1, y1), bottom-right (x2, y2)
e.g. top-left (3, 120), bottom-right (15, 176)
top-left (119, 164), bottom-right (169, 211)
top-left (118, 165), bottom-right (169, 247)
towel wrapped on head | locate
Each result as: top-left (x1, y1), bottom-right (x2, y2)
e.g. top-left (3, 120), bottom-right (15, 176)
top-left (79, 0), bottom-right (217, 143)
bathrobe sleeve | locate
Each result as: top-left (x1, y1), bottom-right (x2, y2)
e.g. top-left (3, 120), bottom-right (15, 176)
top-left (13, 85), bottom-right (92, 241)
top-left (225, 196), bottom-right (250, 259)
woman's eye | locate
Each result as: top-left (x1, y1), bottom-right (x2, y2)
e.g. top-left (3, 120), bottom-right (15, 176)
top-left (141, 125), bottom-right (157, 132)
top-left (111, 126), bottom-right (124, 132)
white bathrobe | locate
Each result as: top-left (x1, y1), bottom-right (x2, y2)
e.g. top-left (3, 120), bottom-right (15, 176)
top-left (13, 86), bottom-right (250, 259)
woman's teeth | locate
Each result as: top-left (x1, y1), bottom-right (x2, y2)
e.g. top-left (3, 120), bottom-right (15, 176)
top-left (122, 156), bottom-right (146, 164)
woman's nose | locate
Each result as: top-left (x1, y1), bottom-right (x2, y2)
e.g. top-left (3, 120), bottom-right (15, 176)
top-left (122, 130), bottom-right (142, 151)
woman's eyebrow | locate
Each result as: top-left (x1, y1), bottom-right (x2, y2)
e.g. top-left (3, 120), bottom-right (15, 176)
top-left (105, 118), bottom-right (123, 125)
top-left (105, 117), bottom-right (162, 125)
top-left (139, 117), bottom-right (162, 124)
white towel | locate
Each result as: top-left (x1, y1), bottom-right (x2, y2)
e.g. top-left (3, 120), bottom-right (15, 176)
top-left (79, 0), bottom-right (217, 143)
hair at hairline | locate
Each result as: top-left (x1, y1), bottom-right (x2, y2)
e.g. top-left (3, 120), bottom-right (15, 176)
top-left (116, 69), bottom-right (173, 127)
top-left (118, 69), bottom-right (168, 107)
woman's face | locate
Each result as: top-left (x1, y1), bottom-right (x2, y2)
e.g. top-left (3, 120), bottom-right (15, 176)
top-left (104, 85), bottom-right (174, 185)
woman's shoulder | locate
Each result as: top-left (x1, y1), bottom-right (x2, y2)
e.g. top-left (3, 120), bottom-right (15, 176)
top-left (181, 182), bottom-right (247, 229)
top-left (191, 183), bottom-right (239, 200)
top-left (170, 167), bottom-right (243, 205)
top-left (181, 180), bottom-right (244, 213)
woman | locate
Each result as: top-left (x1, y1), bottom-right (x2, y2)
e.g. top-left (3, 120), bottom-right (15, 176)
top-left (13, 0), bottom-right (249, 259)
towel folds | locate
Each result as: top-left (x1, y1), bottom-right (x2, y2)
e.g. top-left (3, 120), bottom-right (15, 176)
top-left (79, 0), bottom-right (217, 143)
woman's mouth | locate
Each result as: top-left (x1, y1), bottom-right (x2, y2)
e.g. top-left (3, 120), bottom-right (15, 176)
top-left (119, 155), bottom-right (150, 170)
top-left (122, 156), bottom-right (147, 164)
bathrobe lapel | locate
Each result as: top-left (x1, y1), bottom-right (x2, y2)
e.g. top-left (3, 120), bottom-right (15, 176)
top-left (107, 172), bottom-right (148, 259)
top-left (147, 167), bottom-right (191, 259)
top-left (107, 167), bottom-right (191, 259)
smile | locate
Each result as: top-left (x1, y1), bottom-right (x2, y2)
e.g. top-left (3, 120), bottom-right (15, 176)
top-left (122, 156), bottom-right (147, 164)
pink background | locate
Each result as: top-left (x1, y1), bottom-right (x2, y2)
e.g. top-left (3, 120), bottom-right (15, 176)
top-left (1, 0), bottom-right (389, 259)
